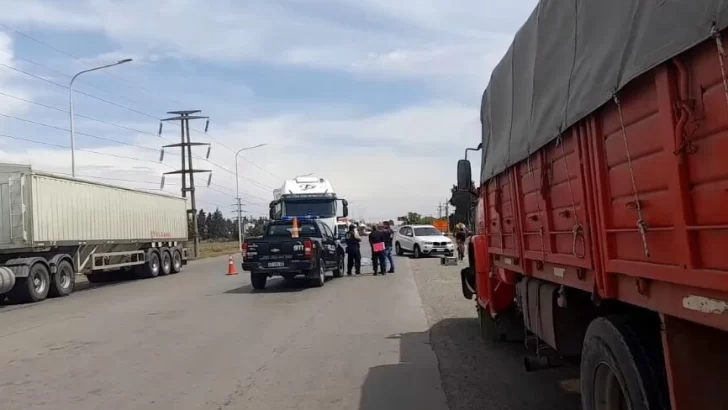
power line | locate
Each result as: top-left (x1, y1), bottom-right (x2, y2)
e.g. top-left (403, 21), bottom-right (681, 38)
top-left (0, 111), bottom-right (169, 154)
top-left (2, 23), bottom-right (281, 185)
top-left (0, 23), bottom-right (191, 108)
top-left (0, 132), bottom-right (170, 167)
top-left (0, 89), bottom-right (275, 192)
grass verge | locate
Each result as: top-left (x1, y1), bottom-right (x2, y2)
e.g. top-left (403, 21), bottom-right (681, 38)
top-left (199, 241), bottom-right (240, 259)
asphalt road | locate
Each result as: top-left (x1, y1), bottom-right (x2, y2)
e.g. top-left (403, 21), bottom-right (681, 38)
top-left (0, 245), bottom-right (580, 410)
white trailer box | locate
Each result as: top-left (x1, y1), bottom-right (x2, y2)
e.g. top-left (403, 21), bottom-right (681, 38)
top-left (0, 164), bottom-right (188, 248)
top-left (0, 164), bottom-right (191, 304)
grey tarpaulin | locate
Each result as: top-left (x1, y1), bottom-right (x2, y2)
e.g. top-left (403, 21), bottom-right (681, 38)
top-left (480, 0), bottom-right (728, 183)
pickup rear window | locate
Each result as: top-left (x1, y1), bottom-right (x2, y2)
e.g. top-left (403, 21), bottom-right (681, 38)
top-left (266, 222), bottom-right (320, 237)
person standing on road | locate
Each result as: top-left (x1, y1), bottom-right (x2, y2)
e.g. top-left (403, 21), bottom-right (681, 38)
top-left (382, 221), bottom-right (395, 273)
top-left (368, 228), bottom-right (379, 274)
top-left (369, 225), bottom-right (387, 275)
top-left (345, 224), bottom-right (362, 275)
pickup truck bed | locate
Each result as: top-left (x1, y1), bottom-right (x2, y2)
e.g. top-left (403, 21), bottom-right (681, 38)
top-left (242, 218), bottom-right (344, 289)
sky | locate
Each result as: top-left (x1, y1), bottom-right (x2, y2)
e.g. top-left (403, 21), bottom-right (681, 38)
top-left (0, 0), bottom-right (537, 222)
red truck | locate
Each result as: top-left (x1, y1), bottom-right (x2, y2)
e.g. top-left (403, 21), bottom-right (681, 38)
top-left (458, 2), bottom-right (728, 409)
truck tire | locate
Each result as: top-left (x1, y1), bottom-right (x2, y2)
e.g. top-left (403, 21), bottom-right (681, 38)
top-left (159, 250), bottom-right (172, 276)
top-left (136, 251), bottom-right (161, 279)
top-left (49, 260), bottom-right (75, 297)
top-left (332, 253), bottom-right (344, 278)
top-left (581, 316), bottom-right (669, 410)
top-left (8, 263), bottom-right (50, 303)
top-left (251, 272), bottom-right (267, 290)
top-left (477, 304), bottom-right (498, 345)
top-left (310, 258), bottom-right (326, 288)
top-left (171, 250), bottom-right (183, 274)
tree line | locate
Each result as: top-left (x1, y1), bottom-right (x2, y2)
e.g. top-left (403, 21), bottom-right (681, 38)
top-left (191, 208), bottom-right (269, 241)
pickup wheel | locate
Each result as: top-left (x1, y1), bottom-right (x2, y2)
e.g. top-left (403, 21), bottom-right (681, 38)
top-left (49, 260), bottom-right (75, 297)
top-left (251, 272), bottom-right (267, 290)
top-left (581, 316), bottom-right (668, 410)
top-left (310, 258), bottom-right (326, 288)
top-left (8, 263), bottom-right (50, 303)
top-left (332, 253), bottom-right (344, 278)
top-left (395, 242), bottom-right (404, 256)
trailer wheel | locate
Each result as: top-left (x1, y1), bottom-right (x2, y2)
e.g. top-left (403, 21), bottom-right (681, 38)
top-left (8, 263), bottom-right (50, 303)
top-left (581, 316), bottom-right (669, 410)
top-left (49, 260), bottom-right (75, 297)
top-left (171, 250), bottom-right (183, 274)
top-left (159, 250), bottom-right (172, 276)
top-left (251, 272), bottom-right (267, 290)
top-left (136, 251), bottom-right (161, 279)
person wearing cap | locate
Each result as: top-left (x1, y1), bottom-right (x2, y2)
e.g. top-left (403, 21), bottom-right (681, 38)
top-left (345, 224), bottom-right (362, 275)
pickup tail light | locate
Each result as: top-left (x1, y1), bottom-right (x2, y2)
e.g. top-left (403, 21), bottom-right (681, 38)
top-left (242, 242), bottom-right (248, 259)
top-left (304, 240), bottom-right (313, 259)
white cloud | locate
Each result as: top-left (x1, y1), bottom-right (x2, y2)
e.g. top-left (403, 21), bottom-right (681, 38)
top-left (0, 0), bottom-right (536, 220)
top-left (0, 0), bottom-right (534, 95)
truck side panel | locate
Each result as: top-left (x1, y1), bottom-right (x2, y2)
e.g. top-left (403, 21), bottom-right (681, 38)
top-left (482, 36), bottom-right (728, 334)
top-left (29, 174), bottom-right (188, 244)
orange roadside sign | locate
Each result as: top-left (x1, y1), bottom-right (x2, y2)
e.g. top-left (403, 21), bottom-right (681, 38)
top-left (433, 219), bottom-right (449, 233)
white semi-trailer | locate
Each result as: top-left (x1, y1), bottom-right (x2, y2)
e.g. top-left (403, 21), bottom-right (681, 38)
top-left (0, 164), bottom-right (188, 304)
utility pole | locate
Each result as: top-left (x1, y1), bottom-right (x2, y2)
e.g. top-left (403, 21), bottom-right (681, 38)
top-left (444, 199), bottom-right (450, 234)
top-left (159, 110), bottom-right (212, 259)
top-left (231, 202), bottom-right (246, 246)
top-left (437, 202), bottom-right (444, 219)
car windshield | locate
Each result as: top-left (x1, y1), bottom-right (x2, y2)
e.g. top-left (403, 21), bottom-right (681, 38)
top-left (283, 199), bottom-right (336, 218)
top-left (266, 222), bottom-right (320, 237)
top-left (414, 227), bottom-right (441, 237)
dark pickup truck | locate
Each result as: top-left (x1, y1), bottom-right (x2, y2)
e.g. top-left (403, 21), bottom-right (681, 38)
top-left (241, 217), bottom-right (345, 289)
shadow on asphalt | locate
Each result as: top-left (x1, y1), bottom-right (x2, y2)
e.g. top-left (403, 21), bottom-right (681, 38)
top-left (359, 318), bottom-right (581, 410)
top-left (224, 277), bottom-right (317, 294)
top-left (0, 271), bottom-right (179, 309)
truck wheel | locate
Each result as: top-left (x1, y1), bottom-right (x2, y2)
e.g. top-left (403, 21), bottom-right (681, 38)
top-left (8, 263), bottom-right (50, 303)
top-left (581, 316), bottom-right (669, 410)
top-left (159, 250), bottom-right (172, 276)
top-left (413, 245), bottom-right (422, 259)
top-left (310, 258), bottom-right (326, 287)
top-left (136, 251), bottom-right (161, 279)
top-left (171, 250), bottom-right (183, 274)
top-left (251, 272), bottom-right (267, 290)
top-left (395, 242), bottom-right (404, 256)
top-left (332, 254), bottom-right (344, 278)
top-left (477, 304), bottom-right (498, 345)
top-left (49, 260), bottom-right (75, 297)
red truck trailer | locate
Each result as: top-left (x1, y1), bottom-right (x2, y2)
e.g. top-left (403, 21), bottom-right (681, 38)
top-left (458, 2), bottom-right (728, 409)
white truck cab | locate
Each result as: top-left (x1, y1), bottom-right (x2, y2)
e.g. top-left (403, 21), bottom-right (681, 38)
top-left (269, 176), bottom-right (349, 240)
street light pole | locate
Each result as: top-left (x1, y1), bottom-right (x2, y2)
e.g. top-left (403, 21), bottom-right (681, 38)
top-left (235, 144), bottom-right (267, 251)
top-left (69, 58), bottom-right (133, 177)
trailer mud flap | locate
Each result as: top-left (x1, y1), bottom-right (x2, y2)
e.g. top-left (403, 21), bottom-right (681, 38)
top-left (461, 267), bottom-right (476, 300)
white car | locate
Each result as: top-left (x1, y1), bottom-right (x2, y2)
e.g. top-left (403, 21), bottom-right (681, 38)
top-left (394, 225), bottom-right (454, 258)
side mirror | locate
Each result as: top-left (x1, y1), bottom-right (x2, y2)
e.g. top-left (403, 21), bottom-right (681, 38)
top-left (457, 159), bottom-right (472, 190)
top-left (342, 205), bottom-right (349, 218)
top-left (269, 208), bottom-right (275, 219)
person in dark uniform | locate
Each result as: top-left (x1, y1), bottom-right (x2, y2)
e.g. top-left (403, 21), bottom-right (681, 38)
top-left (345, 224), bottom-right (361, 275)
top-left (382, 221), bottom-right (395, 273)
top-left (368, 225), bottom-right (387, 275)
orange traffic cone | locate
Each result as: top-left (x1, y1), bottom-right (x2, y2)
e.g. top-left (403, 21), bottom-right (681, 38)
top-left (226, 255), bottom-right (238, 276)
